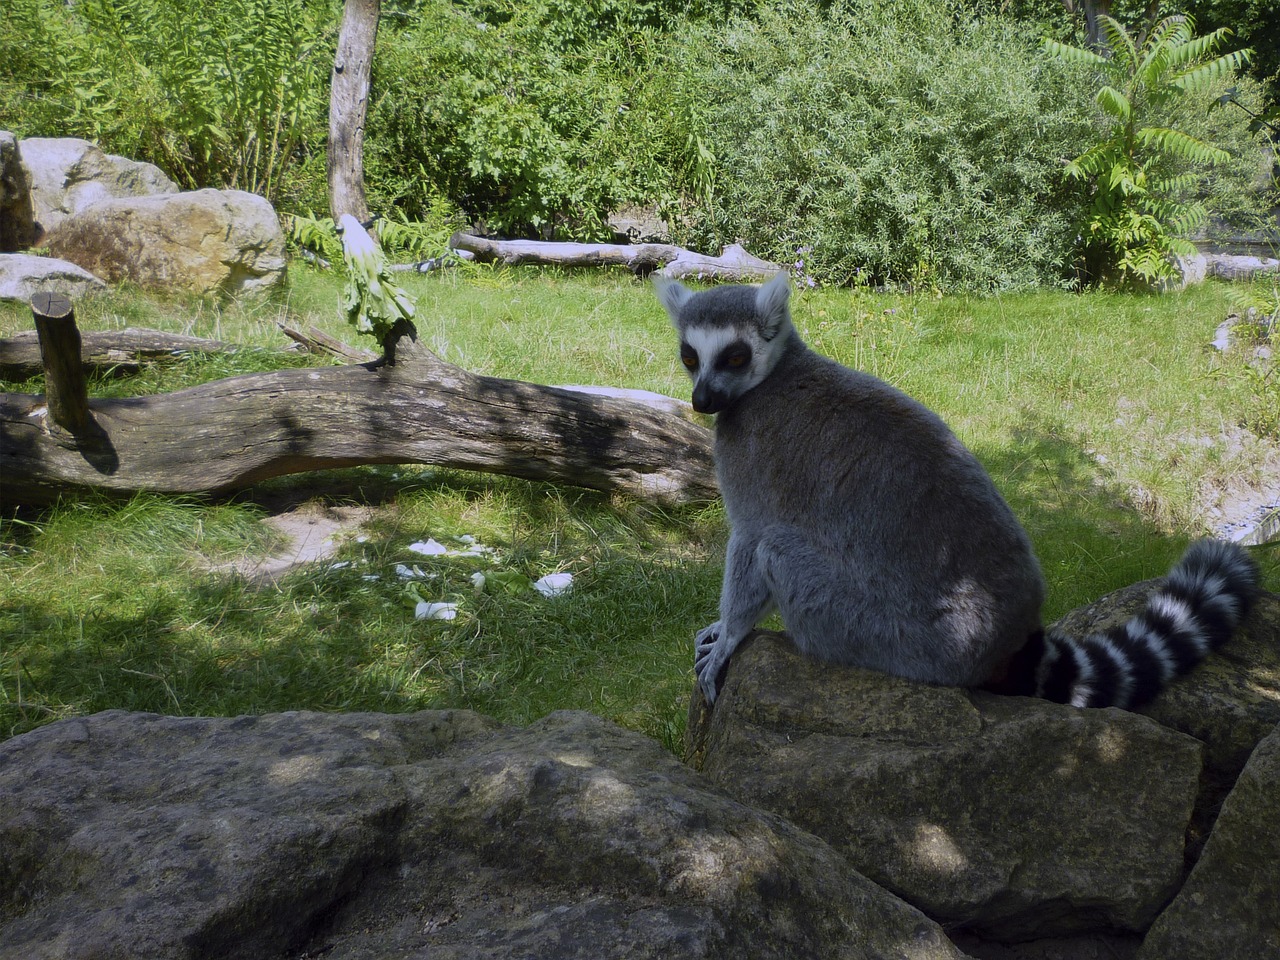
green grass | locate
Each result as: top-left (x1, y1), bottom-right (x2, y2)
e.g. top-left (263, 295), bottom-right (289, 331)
top-left (2, 266), bottom-right (1278, 749)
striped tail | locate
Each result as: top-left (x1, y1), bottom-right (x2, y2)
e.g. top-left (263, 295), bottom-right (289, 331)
top-left (1012, 540), bottom-right (1260, 710)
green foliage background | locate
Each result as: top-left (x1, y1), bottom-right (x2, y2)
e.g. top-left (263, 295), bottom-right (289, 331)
top-left (0, 0), bottom-right (1273, 289)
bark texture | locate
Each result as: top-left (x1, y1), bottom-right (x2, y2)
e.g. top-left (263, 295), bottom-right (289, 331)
top-left (327, 0), bottom-right (379, 221)
top-left (0, 339), bottom-right (716, 506)
top-left (449, 233), bottom-right (782, 281)
top-left (0, 327), bottom-right (234, 380)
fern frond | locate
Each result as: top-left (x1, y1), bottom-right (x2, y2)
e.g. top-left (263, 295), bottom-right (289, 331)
top-left (1172, 49), bottom-right (1251, 93)
top-left (1135, 127), bottom-right (1230, 165)
top-left (1066, 142), bottom-right (1122, 179)
top-left (1042, 37), bottom-right (1107, 67)
top-left (284, 211), bottom-right (343, 262)
top-left (1096, 85), bottom-right (1132, 122)
top-left (1136, 16), bottom-right (1190, 86)
top-left (1099, 15), bottom-right (1138, 72)
top-left (1149, 172), bottom-right (1198, 194)
top-left (1107, 162), bottom-right (1144, 195)
top-left (1164, 27), bottom-right (1232, 72)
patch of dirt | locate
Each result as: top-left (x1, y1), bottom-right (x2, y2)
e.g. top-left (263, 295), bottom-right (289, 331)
top-left (1199, 425), bottom-right (1280, 545)
top-left (211, 498), bottom-right (380, 584)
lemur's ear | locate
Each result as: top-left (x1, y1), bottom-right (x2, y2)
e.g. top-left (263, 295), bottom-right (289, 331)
top-left (755, 272), bottom-right (792, 340)
top-left (653, 274), bottom-right (694, 328)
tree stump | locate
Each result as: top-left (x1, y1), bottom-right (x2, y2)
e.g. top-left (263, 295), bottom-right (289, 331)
top-left (31, 292), bottom-right (90, 436)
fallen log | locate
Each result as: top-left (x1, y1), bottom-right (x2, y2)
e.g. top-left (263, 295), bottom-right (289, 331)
top-left (0, 336), bottom-right (717, 507)
top-left (448, 233), bottom-right (782, 281)
top-left (0, 326), bottom-right (236, 380)
top-left (276, 322), bottom-right (378, 363)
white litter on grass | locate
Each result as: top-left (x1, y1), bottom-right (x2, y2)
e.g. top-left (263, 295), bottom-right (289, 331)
top-left (407, 537), bottom-right (498, 560)
top-left (534, 573), bottom-right (574, 598)
top-left (395, 564), bottom-right (437, 579)
top-left (470, 572), bottom-right (486, 592)
top-left (415, 601), bottom-right (459, 621)
top-left (328, 561), bottom-right (352, 570)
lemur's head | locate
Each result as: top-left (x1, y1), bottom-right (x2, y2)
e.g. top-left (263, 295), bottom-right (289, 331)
top-left (654, 271), bottom-right (793, 415)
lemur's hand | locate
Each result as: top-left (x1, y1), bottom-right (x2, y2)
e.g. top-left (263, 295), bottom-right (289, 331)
top-left (693, 621), bottom-right (729, 705)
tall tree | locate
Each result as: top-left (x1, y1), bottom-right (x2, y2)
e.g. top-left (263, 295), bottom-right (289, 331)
top-left (328, 0), bottom-right (379, 221)
top-left (1060, 0), bottom-right (1113, 48)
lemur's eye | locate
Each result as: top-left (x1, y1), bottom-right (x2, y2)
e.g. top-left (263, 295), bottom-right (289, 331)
top-left (681, 354), bottom-right (698, 370)
top-left (725, 353), bottom-right (749, 369)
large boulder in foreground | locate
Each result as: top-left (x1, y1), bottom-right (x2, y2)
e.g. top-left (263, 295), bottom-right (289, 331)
top-left (687, 632), bottom-right (1203, 942)
top-left (1137, 720), bottom-right (1280, 960)
top-left (0, 709), bottom-right (965, 960)
top-left (19, 136), bottom-right (178, 243)
top-left (0, 253), bottom-right (106, 303)
top-left (1055, 588), bottom-right (1280, 851)
top-left (44, 188), bottom-right (286, 297)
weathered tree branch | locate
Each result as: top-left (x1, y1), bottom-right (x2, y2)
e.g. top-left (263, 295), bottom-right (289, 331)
top-left (276, 322), bottom-right (377, 363)
top-left (0, 339), bottom-right (717, 507)
top-left (0, 327), bottom-right (236, 380)
top-left (448, 233), bottom-right (782, 282)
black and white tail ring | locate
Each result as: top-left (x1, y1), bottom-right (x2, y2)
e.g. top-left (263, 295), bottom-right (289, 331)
top-left (1022, 540), bottom-right (1260, 709)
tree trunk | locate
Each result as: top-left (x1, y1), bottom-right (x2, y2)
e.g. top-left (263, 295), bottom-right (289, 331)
top-left (448, 233), bottom-right (782, 282)
top-left (327, 0), bottom-right (379, 221)
top-left (0, 339), bottom-right (717, 507)
top-left (1062, 0), bottom-right (1113, 49)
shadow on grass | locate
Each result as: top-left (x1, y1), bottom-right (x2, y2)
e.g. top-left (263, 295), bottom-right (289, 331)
top-left (3, 423), bottom-right (1274, 748)
top-left (0, 468), bottom-right (715, 748)
top-left (977, 409), bottom-right (1231, 620)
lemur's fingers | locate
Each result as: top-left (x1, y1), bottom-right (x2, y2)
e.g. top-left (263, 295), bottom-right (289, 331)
top-left (697, 646), bottom-right (732, 704)
top-left (693, 623), bottom-right (729, 705)
top-left (694, 622), bottom-right (721, 665)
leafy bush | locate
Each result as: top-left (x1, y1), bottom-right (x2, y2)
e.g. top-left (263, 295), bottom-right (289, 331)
top-left (366, 0), bottom-right (752, 238)
top-left (1, 0), bottom-right (335, 211)
top-left (1045, 14), bottom-right (1255, 285)
top-left (649, 0), bottom-right (1097, 290)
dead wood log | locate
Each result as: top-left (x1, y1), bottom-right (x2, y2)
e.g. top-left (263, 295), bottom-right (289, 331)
top-left (276, 322), bottom-right (378, 363)
top-left (448, 233), bottom-right (782, 282)
top-left (0, 327), bottom-right (235, 380)
top-left (0, 337), bottom-right (717, 507)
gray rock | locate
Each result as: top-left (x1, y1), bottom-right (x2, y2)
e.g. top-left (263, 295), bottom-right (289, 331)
top-left (1137, 722), bottom-right (1280, 960)
top-left (1054, 588), bottom-right (1280, 852)
top-left (0, 132), bottom-right (35, 251)
top-left (1164, 251), bottom-right (1207, 290)
top-left (608, 203), bottom-right (671, 243)
top-left (1205, 253), bottom-right (1280, 282)
top-left (0, 253), bottom-right (106, 303)
top-left (45, 188), bottom-right (286, 297)
top-left (688, 632), bottom-right (1204, 940)
top-left (0, 709), bottom-right (966, 960)
top-left (18, 136), bottom-right (178, 242)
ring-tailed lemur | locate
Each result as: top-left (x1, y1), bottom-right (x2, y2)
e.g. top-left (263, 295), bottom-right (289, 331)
top-left (655, 271), bottom-right (1260, 708)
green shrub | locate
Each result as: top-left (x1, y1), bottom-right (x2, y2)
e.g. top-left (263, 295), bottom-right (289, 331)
top-left (1045, 14), bottom-right (1256, 285)
top-left (366, 0), bottom-right (751, 238)
top-left (650, 0), bottom-right (1097, 290)
top-left (1, 0), bottom-right (335, 212)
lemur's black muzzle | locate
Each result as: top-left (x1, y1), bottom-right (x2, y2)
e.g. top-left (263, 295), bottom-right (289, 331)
top-left (692, 382), bottom-right (731, 415)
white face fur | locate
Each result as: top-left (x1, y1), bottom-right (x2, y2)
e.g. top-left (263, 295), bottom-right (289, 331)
top-left (655, 272), bottom-right (793, 415)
